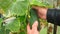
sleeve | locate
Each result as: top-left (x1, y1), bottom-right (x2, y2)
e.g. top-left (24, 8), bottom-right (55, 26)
top-left (47, 9), bottom-right (60, 26)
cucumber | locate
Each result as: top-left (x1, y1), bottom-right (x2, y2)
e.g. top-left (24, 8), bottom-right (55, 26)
top-left (28, 8), bottom-right (40, 31)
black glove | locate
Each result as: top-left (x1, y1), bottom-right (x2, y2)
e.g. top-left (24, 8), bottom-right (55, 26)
top-left (47, 9), bottom-right (60, 26)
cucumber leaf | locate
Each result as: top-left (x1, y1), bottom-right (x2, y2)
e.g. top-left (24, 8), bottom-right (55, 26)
top-left (0, 0), bottom-right (28, 17)
top-left (5, 18), bottom-right (20, 32)
top-left (29, 0), bottom-right (53, 8)
top-left (0, 0), bottom-right (13, 11)
top-left (9, 0), bottom-right (28, 16)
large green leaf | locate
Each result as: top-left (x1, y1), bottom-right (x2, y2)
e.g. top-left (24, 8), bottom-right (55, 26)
top-left (0, 0), bottom-right (28, 17)
top-left (5, 18), bottom-right (20, 32)
top-left (29, 0), bottom-right (53, 8)
top-left (9, 0), bottom-right (28, 16)
top-left (0, 0), bottom-right (13, 11)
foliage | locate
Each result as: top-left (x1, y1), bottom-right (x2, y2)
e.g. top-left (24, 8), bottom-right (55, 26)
top-left (0, 18), bottom-right (3, 28)
top-left (0, 0), bottom-right (53, 34)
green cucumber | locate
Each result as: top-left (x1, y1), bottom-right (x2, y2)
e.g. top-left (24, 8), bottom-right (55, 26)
top-left (28, 8), bottom-right (40, 31)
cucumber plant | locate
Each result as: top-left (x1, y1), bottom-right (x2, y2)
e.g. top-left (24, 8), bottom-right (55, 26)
top-left (0, 0), bottom-right (53, 34)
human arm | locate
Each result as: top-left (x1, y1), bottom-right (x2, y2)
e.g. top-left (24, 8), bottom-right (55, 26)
top-left (32, 6), bottom-right (60, 26)
top-left (27, 6), bottom-right (60, 34)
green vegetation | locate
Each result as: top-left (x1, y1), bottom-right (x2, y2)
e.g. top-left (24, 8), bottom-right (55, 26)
top-left (0, 0), bottom-right (59, 34)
